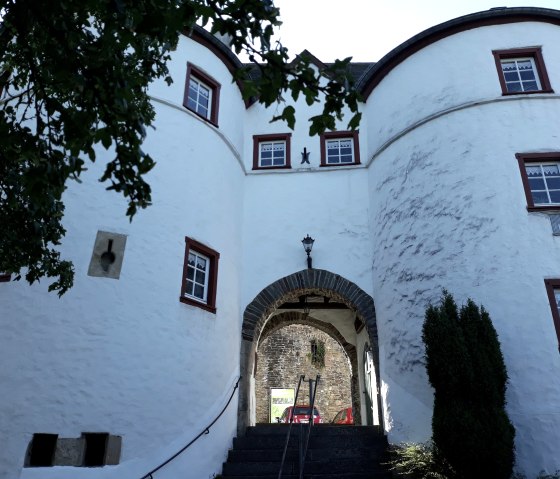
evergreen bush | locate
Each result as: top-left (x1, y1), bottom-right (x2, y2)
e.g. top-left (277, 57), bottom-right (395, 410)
top-left (422, 291), bottom-right (515, 479)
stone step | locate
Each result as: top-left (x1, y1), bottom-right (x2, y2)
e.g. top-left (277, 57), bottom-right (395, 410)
top-left (233, 434), bottom-right (387, 450)
top-left (228, 446), bottom-right (388, 462)
top-left (221, 425), bottom-right (392, 479)
top-left (220, 473), bottom-right (393, 479)
top-left (247, 425), bottom-right (384, 437)
top-left (223, 458), bottom-right (389, 476)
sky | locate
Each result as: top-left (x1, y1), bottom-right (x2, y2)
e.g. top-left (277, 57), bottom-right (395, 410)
top-left (269, 0), bottom-right (560, 62)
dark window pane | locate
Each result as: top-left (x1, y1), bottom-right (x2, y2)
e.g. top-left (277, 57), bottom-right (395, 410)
top-left (504, 72), bottom-right (520, 82)
top-left (187, 97), bottom-right (197, 110)
top-left (506, 82), bottom-right (522, 93)
top-left (186, 267), bottom-right (194, 280)
top-left (519, 70), bottom-right (536, 81)
top-left (549, 191), bottom-right (560, 203)
top-left (195, 270), bottom-right (205, 284)
top-left (529, 178), bottom-right (546, 190)
top-left (532, 191), bottom-right (550, 204)
top-left (194, 284), bottom-right (204, 299)
top-left (197, 257), bottom-right (207, 270)
top-left (547, 177), bottom-right (560, 189)
top-left (522, 81), bottom-right (538, 91)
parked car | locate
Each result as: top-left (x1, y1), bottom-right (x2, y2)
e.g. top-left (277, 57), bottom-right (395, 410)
top-left (277, 405), bottom-right (322, 424)
top-left (332, 407), bottom-right (354, 425)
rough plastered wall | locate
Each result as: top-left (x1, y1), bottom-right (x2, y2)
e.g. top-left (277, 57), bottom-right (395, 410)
top-left (255, 325), bottom-right (352, 423)
top-left (364, 21), bottom-right (560, 476)
top-left (0, 34), bottom-right (247, 479)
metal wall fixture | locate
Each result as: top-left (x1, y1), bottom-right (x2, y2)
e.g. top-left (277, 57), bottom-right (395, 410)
top-left (301, 147), bottom-right (310, 164)
top-left (301, 235), bottom-right (315, 269)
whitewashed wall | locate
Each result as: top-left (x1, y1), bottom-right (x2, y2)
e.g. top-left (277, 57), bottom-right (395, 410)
top-left (0, 35), bottom-right (247, 479)
top-left (2, 14), bottom-right (560, 479)
top-left (364, 22), bottom-right (560, 476)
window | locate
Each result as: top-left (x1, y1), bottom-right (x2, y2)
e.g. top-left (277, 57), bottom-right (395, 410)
top-left (180, 237), bottom-right (219, 313)
top-left (0, 272), bottom-right (10, 282)
top-left (309, 339), bottom-right (325, 367)
top-left (493, 48), bottom-right (553, 95)
top-left (183, 63), bottom-right (221, 126)
top-left (252, 133), bottom-right (291, 170)
top-left (544, 279), bottom-right (560, 350)
top-left (320, 131), bottom-right (360, 166)
top-left (516, 153), bottom-right (560, 211)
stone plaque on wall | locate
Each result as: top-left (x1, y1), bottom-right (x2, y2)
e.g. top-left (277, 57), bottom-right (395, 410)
top-left (87, 230), bottom-right (127, 279)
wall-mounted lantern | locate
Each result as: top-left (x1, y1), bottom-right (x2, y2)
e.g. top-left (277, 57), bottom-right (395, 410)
top-left (301, 234), bottom-right (315, 269)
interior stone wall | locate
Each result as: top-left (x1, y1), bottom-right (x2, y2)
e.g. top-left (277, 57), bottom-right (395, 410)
top-left (255, 324), bottom-right (352, 423)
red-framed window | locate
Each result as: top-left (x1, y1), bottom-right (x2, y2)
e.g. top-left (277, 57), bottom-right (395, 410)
top-left (320, 131), bottom-right (360, 167)
top-left (183, 63), bottom-right (221, 126)
top-left (252, 133), bottom-right (292, 170)
top-left (516, 153), bottom-right (560, 212)
top-left (180, 237), bottom-right (219, 313)
top-left (492, 47), bottom-right (553, 95)
top-left (0, 273), bottom-right (11, 282)
top-left (544, 279), bottom-right (560, 351)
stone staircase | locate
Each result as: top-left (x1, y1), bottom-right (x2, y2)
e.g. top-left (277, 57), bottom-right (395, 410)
top-left (220, 424), bottom-right (393, 479)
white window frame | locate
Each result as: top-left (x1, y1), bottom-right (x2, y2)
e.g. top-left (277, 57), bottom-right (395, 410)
top-left (187, 76), bottom-right (212, 120)
top-left (325, 138), bottom-right (355, 165)
top-left (185, 250), bottom-right (210, 303)
top-left (500, 57), bottom-right (542, 93)
top-left (525, 162), bottom-right (560, 206)
top-left (259, 140), bottom-right (287, 168)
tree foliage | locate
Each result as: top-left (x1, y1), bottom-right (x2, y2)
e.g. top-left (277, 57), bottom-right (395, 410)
top-left (0, 0), bottom-right (361, 294)
top-left (422, 291), bottom-right (515, 479)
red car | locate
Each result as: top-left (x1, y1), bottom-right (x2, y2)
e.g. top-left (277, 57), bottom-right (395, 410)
top-left (278, 405), bottom-right (322, 424)
top-left (332, 407), bottom-right (354, 425)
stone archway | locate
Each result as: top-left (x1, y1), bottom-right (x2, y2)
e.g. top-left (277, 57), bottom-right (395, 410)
top-left (258, 311), bottom-right (361, 424)
top-left (238, 268), bottom-right (381, 433)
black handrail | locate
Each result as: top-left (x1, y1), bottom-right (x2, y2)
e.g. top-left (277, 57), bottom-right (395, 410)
top-left (299, 375), bottom-right (320, 479)
top-left (277, 374), bottom-right (305, 479)
top-left (140, 376), bottom-right (241, 479)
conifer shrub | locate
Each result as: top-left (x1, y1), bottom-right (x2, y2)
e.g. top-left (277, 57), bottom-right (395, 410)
top-left (422, 291), bottom-right (515, 479)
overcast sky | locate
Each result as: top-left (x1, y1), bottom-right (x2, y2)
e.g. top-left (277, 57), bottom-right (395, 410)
top-left (270, 1), bottom-right (560, 62)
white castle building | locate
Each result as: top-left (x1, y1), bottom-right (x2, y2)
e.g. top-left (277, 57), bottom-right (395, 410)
top-left (2, 6), bottom-right (560, 479)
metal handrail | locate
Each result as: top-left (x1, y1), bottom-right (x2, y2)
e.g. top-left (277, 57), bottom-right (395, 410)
top-left (299, 375), bottom-right (320, 479)
top-left (277, 374), bottom-right (305, 479)
top-left (140, 376), bottom-right (241, 479)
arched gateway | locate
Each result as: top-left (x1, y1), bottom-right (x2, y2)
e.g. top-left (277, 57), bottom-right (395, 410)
top-left (238, 268), bottom-right (382, 433)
